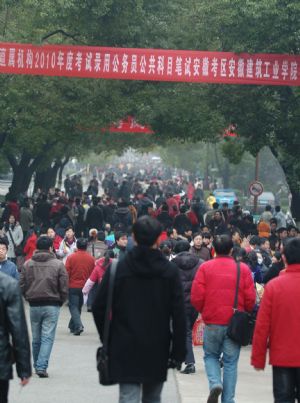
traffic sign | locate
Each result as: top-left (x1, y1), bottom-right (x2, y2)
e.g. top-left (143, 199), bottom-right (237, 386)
top-left (249, 181), bottom-right (264, 197)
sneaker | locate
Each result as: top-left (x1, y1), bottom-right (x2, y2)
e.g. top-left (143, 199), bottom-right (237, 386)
top-left (207, 386), bottom-right (223, 403)
top-left (36, 370), bottom-right (49, 378)
top-left (180, 364), bottom-right (196, 374)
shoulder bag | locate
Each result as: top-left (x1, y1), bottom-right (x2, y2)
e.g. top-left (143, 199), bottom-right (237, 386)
top-left (96, 258), bottom-right (118, 385)
top-left (227, 262), bottom-right (255, 346)
top-left (8, 228), bottom-right (23, 257)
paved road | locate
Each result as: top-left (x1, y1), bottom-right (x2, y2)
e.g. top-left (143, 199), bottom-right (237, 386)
top-left (9, 305), bottom-right (180, 403)
top-left (9, 305), bottom-right (273, 403)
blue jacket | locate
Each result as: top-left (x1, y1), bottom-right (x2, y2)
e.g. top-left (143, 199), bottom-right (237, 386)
top-left (0, 260), bottom-right (19, 280)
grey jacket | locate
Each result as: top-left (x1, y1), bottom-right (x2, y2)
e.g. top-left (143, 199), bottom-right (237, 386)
top-left (0, 272), bottom-right (32, 380)
top-left (20, 250), bottom-right (68, 305)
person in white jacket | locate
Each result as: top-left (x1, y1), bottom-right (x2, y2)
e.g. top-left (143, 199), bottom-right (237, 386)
top-left (57, 227), bottom-right (77, 263)
top-left (4, 215), bottom-right (23, 263)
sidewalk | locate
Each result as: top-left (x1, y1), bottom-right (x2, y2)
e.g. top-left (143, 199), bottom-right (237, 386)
top-left (9, 305), bottom-right (179, 403)
top-left (175, 345), bottom-right (273, 403)
top-left (9, 305), bottom-right (273, 403)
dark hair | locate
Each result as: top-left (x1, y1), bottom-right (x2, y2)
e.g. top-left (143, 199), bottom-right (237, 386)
top-left (212, 202), bottom-right (219, 210)
top-left (174, 240), bottom-right (190, 254)
top-left (0, 236), bottom-right (9, 249)
top-left (283, 238), bottom-right (300, 264)
top-left (132, 216), bottom-right (162, 247)
top-left (36, 236), bottom-right (53, 250)
top-left (265, 205), bottom-right (272, 211)
top-left (97, 231), bottom-right (106, 242)
top-left (193, 232), bottom-right (202, 240)
top-left (77, 237), bottom-right (88, 250)
top-left (161, 203), bottom-right (169, 212)
top-left (166, 227), bottom-right (175, 237)
top-left (103, 249), bottom-right (115, 268)
top-left (249, 235), bottom-right (260, 246)
top-left (115, 231), bottom-right (127, 242)
top-left (275, 205), bottom-right (281, 212)
top-left (65, 226), bottom-right (74, 232)
top-left (213, 234), bottom-right (233, 255)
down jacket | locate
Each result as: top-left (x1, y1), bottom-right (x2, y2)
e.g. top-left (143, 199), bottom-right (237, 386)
top-left (191, 256), bottom-right (255, 325)
top-left (172, 252), bottom-right (202, 308)
top-left (251, 264), bottom-right (300, 369)
top-left (0, 272), bottom-right (31, 380)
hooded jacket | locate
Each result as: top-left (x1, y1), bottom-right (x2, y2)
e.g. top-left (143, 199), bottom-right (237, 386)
top-left (92, 246), bottom-right (186, 383)
top-left (0, 272), bottom-right (32, 380)
top-left (20, 250), bottom-right (68, 306)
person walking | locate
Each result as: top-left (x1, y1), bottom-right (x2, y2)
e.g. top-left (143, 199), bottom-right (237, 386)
top-left (3, 215), bottom-right (23, 264)
top-left (65, 237), bottom-right (95, 335)
top-left (92, 216), bottom-right (186, 403)
top-left (19, 236), bottom-right (68, 377)
top-left (191, 234), bottom-right (256, 403)
top-left (0, 272), bottom-right (31, 402)
top-left (251, 237), bottom-right (300, 402)
top-left (173, 244), bottom-right (202, 374)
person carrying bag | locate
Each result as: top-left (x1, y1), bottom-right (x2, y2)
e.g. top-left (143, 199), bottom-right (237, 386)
top-left (227, 262), bottom-right (256, 346)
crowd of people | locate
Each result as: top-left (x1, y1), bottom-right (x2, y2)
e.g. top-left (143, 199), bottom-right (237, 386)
top-left (0, 167), bottom-right (299, 403)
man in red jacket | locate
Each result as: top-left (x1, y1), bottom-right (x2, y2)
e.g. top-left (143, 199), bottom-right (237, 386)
top-left (191, 234), bottom-right (255, 403)
top-left (251, 237), bottom-right (300, 402)
top-left (65, 238), bottom-right (95, 335)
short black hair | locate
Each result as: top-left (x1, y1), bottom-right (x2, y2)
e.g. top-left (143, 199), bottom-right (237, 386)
top-left (36, 236), bottom-right (53, 250)
top-left (0, 236), bottom-right (9, 249)
top-left (213, 234), bottom-right (233, 255)
top-left (174, 240), bottom-right (190, 254)
top-left (193, 232), bottom-right (202, 239)
top-left (115, 231), bottom-right (127, 242)
top-left (132, 216), bottom-right (162, 247)
top-left (260, 237), bottom-right (269, 245)
top-left (283, 238), bottom-right (300, 264)
top-left (77, 237), bottom-right (88, 250)
top-left (249, 235), bottom-right (261, 246)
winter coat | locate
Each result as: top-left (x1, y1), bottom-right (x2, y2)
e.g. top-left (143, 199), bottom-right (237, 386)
top-left (191, 256), bottom-right (256, 325)
top-left (92, 246), bottom-right (186, 383)
top-left (190, 245), bottom-right (211, 261)
top-left (172, 252), bottom-right (202, 309)
top-left (251, 263), bottom-right (300, 369)
top-left (19, 207), bottom-right (33, 232)
top-left (0, 272), bottom-right (32, 380)
top-left (0, 260), bottom-right (19, 280)
top-left (57, 238), bottom-right (77, 264)
top-left (112, 206), bottom-right (132, 229)
top-left (85, 205), bottom-right (104, 230)
top-left (87, 240), bottom-right (108, 260)
top-left (20, 250), bottom-right (68, 305)
top-left (23, 233), bottom-right (37, 261)
top-left (4, 224), bottom-right (23, 259)
top-left (65, 250), bottom-right (95, 289)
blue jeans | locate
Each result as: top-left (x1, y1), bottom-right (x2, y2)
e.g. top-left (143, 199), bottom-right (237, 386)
top-left (30, 305), bottom-right (60, 371)
top-left (119, 383), bottom-right (164, 403)
top-left (68, 288), bottom-right (83, 332)
top-left (203, 324), bottom-right (240, 403)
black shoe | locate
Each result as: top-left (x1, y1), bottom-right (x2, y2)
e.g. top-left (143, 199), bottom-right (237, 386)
top-left (73, 328), bottom-right (84, 336)
top-left (180, 364), bottom-right (196, 374)
top-left (36, 370), bottom-right (49, 378)
top-left (207, 386), bottom-right (223, 403)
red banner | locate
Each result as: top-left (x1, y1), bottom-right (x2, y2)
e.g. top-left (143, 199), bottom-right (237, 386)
top-left (76, 116), bottom-right (154, 134)
top-left (0, 42), bottom-right (299, 86)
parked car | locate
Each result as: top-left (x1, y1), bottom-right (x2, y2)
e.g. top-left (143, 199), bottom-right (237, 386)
top-left (213, 189), bottom-right (238, 208)
top-left (246, 191), bottom-right (275, 213)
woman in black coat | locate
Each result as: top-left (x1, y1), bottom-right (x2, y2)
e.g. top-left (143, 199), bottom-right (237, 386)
top-left (172, 245), bottom-right (202, 374)
top-left (92, 216), bottom-right (186, 402)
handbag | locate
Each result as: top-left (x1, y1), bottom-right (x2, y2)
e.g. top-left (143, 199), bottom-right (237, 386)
top-left (8, 228), bottom-right (24, 257)
top-left (96, 259), bottom-right (118, 385)
top-left (227, 262), bottom-right (255, 346)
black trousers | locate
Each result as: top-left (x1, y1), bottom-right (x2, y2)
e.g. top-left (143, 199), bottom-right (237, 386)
top-left (0, 380), bottom-right (9, 403)
top-left (273, 366), bottom-right (300, 402)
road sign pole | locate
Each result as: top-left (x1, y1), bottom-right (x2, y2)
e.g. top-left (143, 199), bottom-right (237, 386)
top-left (254, 152), bottom-right (260, 214)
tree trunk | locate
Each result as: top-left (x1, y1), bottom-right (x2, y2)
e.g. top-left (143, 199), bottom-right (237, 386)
top-left (33, 162), bottom-right (60, 194)
top-left (290, 190), bottom-right (300, 223)
top-left (58, 157), bottom-right (69, 188)
top-left (223, 161), bottom-right (230, 188)
top-left (9, 156), bottom-right (34, 197)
